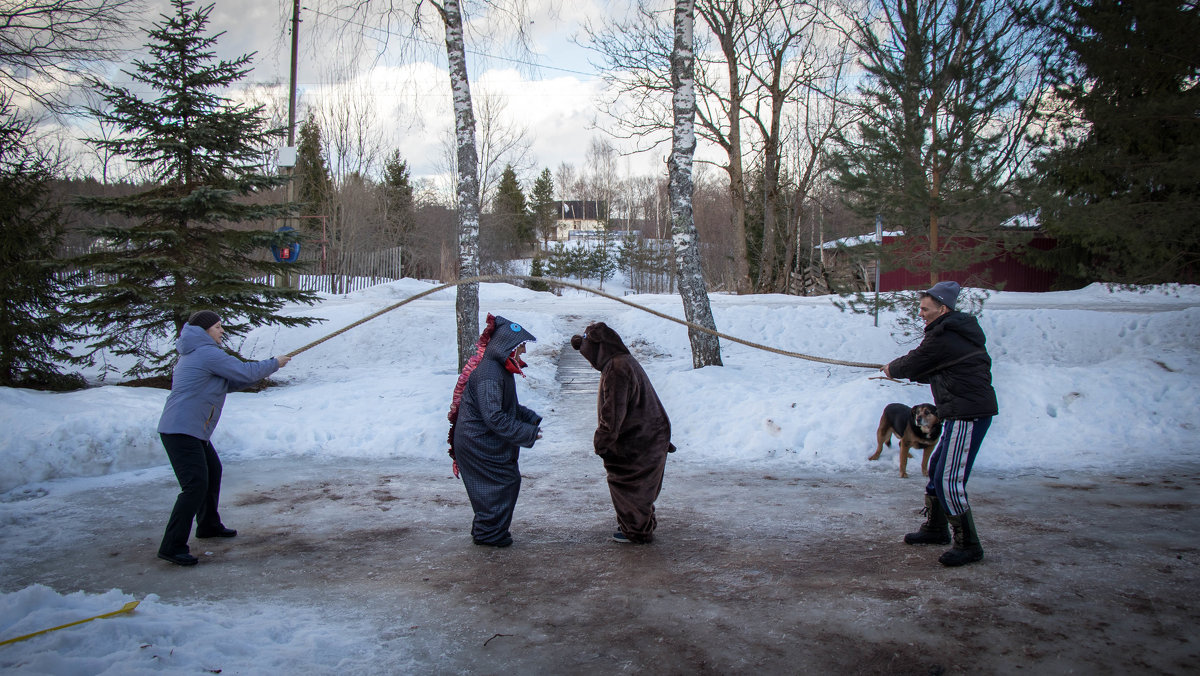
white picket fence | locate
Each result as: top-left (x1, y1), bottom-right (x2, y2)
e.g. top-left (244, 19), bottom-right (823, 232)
top-left (60, 245), bottom-right (404, 295)
top-left (264, 246), bottom-right (404, 294)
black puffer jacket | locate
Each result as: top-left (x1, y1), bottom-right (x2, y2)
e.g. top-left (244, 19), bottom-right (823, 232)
top-left (887, 311), bottom-right (998, 420)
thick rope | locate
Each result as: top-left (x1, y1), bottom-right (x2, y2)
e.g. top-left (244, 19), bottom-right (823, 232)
top-left (284, 274), bottom-right (886, 370)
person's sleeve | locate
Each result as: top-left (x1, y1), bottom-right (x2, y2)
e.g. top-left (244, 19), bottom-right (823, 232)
top-left (476, 379), bottom-right (539, 447)
top-left (887, 332), bottom-right (944, 383)
top-left (593, 365), bottom-right (631, 456)
top-left (203, 347), bottom-right (280, 392)
top-left (516, 403), bottom-right (542, 427)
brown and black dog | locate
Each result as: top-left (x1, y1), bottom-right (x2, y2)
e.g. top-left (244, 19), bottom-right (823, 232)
top-left (868, 403), bottom-right (942, 478)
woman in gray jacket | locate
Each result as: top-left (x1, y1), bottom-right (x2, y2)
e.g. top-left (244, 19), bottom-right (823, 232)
top-left (155, 311), bottom-right (291, 566)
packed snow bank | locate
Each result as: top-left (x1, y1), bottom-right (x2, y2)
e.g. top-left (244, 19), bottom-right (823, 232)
top-left (0, 585), bottom-right (383, 674)
top-left (2, 281), bottom-right (1198, 494)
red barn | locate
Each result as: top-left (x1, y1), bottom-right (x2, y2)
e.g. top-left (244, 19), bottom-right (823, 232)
top-left (878, 234), bottom-right (1060, 293)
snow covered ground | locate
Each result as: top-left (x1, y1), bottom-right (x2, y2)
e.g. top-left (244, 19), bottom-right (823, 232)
top-left (2, 279), bottom-right (1199, 673)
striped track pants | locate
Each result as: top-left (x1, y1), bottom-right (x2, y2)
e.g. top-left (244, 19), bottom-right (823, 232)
top-left (926, 416), bottom-right (993, 517)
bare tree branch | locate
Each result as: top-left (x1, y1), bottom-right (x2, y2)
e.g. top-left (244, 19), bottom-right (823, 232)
top-left (0, 0), bottom-right (142, 113)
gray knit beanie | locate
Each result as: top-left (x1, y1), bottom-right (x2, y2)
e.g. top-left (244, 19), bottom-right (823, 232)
top-left (923, 281), bottom-right (961, 311)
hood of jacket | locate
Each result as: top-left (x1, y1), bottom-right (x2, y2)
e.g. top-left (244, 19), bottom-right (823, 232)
top-left (929, 311), bottom-right (987, 349)
top-left (484, 315), bottom-right (536, 363)
top-left (571, 322), bottom-right (631, 371)
top-left (177, 323), bottom-right (216, 354)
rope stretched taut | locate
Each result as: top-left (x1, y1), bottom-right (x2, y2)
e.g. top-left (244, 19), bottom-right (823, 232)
top-left (283, 274), bottom-right (886, 370)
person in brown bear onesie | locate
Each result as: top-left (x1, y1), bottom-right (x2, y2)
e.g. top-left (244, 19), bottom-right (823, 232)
top-left (571, 322), bottom-right (675, 544)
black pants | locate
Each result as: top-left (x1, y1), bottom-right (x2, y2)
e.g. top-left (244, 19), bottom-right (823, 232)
top-left (159, 433), bottom-right (224, 555)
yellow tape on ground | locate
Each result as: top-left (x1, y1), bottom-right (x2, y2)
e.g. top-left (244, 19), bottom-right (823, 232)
top-left (0, 600), bottom-right (140, 647)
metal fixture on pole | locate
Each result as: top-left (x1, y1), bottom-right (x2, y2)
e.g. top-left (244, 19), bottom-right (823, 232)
top-left (276, 0), bottom-right (301, 289)
top-left (874, 213), bottom-right (882, 327)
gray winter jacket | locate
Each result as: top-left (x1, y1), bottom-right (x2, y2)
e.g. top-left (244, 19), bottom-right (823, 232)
top-left (157, 324), bottom-right (280, 440)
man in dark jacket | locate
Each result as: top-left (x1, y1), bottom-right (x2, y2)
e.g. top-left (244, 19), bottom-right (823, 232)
top-left (883, 281), bottom-right (998, 566)
top-left (571, 322), bottom-right (675, 544)
top-left (450, 316), bottom-right (542, 547)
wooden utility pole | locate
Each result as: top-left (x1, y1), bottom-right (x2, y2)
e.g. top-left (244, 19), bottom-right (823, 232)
top-left (288, 0), bottom-right (299, 147)
top-left (278, 0), bottom-right (300, 290)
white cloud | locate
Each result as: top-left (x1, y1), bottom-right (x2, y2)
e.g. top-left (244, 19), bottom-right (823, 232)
top-left (31, 0), bottom-right (676, 186)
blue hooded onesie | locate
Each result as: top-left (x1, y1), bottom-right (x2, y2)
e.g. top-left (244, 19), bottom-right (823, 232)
top-left (451, 316), bottom-right (541, 546)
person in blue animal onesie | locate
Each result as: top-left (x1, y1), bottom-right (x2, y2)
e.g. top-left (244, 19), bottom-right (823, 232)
top-left (447, 315), bottom-right (543, 547)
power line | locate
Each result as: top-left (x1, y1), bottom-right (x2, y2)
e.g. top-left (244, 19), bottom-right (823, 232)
top-left (303, 6), bottom-right (598, 79)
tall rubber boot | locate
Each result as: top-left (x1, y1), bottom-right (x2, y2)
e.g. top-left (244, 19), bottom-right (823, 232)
top-left (939, 510), bottom-right (984, 566)
top-left (904, 494), bottom-right (950, 545)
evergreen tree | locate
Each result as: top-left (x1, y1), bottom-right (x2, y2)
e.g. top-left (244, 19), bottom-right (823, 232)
top-left (0, 98), bottom-right (85, 390)
top-left (547, 242), bottom-right (589, 282)
top-left (831, 0), bottom-right (1044, 285)
top-left (527, 255), bottom-right (551, 292)
top-left (295, 111), bottom-right (332, 225)
top-left (482, 164), bottom-right (531, 265)
top-left (71, 0), bottom-right (319, 379)
top-left (530, 167), bottom-right (557, 249)
top-left (1029, 0), bottom-right (1200, 284)
top-left (497, 164), bottom-right (532, 246)
top-left (587, 241), bottom-right (617, 289)
top-left (381, 149), bottom-right (415, 270)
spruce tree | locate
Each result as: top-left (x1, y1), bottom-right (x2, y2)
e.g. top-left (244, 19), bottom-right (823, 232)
top-left (530, 168), bottom-right (557, 249)
top-left (1030, 0), bottom-right (1200, 284)
top-left (831, 0), bottom-right (1044, 285)
top-left (72, 0), bottom-right (319, 379)
top-left (0, 99), bottom-right (85, 390)
top-left (295, 111), bottom-right (332, 226)
top-left (527, 256), bottom-right (551, 292)
top-left (483, 164), bottom-right (531, 265)
top-left (381, 149), bottom-right (415, 271)
top-left (496, 164), bottom-right (532, 246)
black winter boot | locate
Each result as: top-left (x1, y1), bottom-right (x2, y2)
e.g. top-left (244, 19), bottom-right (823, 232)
top-left (904, 494), bottom-right (950, 545)
top-left (939, 510), bottom-right (984, 566)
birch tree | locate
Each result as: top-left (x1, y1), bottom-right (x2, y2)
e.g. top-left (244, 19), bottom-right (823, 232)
top-left (777, 39), bottom-right (856, 292)
top-left (320, 0), bottom-right (533, 368)
top-left (435, 0), bottom-right (482, 368)
top-left (669, 0), bottom-right (722, 368)
top-left (585, 0), bottom-right (755, 294)
top-left (439, 91), bottom-right (533, 212)
top-left (744, 0), bottom-right (821, 292)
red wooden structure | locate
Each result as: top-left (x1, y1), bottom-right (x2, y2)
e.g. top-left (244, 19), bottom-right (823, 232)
top-left (878, 235), bottom-right (1060, 292)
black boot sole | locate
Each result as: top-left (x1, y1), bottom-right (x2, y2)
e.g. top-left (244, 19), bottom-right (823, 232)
top-left (195, 529), bottom-right (237, 539)
top-left (939, 549), bottom-right (984, 566)
top-left (157, 552), bottom-right (199, 566)
top-left (904, 533), bottom-right (951, 545)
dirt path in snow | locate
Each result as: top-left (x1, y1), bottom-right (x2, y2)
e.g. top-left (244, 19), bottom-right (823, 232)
top-left (2, 328), bottom-right (1198, 674)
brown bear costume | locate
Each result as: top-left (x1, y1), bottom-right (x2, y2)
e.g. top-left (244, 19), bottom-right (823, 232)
top-left (571, 322), bottom-right (675, 543)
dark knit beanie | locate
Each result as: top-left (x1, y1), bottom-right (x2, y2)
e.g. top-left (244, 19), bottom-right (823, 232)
top-left (187, 310), bottom-right (221, 330)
